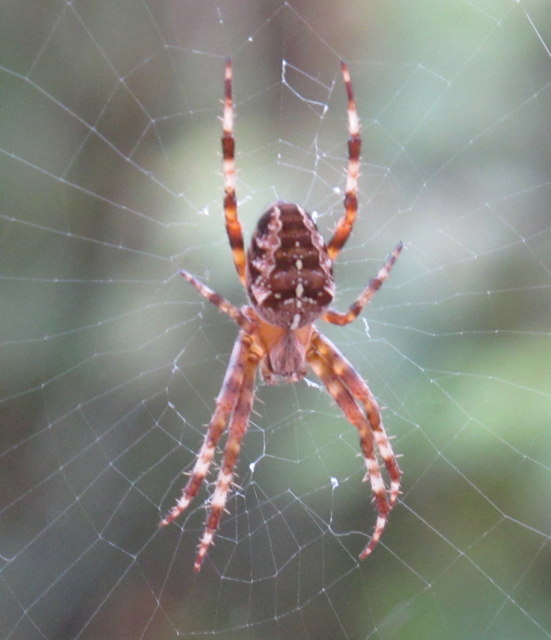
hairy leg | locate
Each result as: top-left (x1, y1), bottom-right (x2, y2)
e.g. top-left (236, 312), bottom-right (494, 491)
top-left (323, 241), bottom-right (402, 326)
top-left (193, 351), bottom-right (258, 571)
top-left (160, 332), bottom-right (252, 528)
top-left (327, 62), bottom-right (361, 261)
top-left (221, 59), bottom-right (247, 284)
top-left (179, 269), bottom-right (246, 326)
top-left (308, 338), bottom-right (391, 559)
top-left (312, 332), bottom-right (401, 506)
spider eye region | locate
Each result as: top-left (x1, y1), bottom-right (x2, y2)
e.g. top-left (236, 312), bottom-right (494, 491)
top-left (266, 329), bottom-right (308, 382)
top-left (246, 202), bottom-right (335, 329)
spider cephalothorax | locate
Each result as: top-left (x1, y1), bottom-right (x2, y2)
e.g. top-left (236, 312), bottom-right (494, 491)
top-left (160, 59), bottom-right (403, 572)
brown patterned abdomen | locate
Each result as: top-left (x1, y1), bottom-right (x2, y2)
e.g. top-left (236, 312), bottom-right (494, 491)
top-left (247, 202), bottom-right (335, 329)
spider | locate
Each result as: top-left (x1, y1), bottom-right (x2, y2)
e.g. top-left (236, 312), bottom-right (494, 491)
top-left (160, 59), bottom-right (403, 572)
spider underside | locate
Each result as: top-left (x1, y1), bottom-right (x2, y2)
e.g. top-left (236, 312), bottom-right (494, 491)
top-left (160, 59), bottom-right (403, 572)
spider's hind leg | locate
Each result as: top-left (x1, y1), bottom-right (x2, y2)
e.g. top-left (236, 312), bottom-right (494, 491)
top-left (327, 62), bottom-right (362, 262)
top-left (221, 58), bottom-right (247, 285)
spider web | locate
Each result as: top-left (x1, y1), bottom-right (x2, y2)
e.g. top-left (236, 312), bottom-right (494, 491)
top-left (1, 1), bottom-right (550, 638)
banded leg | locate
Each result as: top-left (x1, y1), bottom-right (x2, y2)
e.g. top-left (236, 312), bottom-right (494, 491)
top-left (159, 332), bottom-right (251, 528)
top-left (322, 241), bottom-right (403, 326)
top-left (312, 332), bottom-right (401, 508)
top-left (221, 58), bottom-right (246, 285)
top-left (194, 352), bottom-right (258, 572)
top-left (327, 62), bottom-right (362, 262)
top-left (307, 338), bottom-right (391, 559)
top-left (179, 269), bottom-right (246, 327)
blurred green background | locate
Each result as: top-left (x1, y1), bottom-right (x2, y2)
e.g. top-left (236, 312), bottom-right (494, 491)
top-left (1, 1), bottom-right (550, 639)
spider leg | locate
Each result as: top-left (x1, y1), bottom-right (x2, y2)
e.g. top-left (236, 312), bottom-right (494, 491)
top-left (221, 58), bottom-right (247, 285)
top-left (312, 332), bottom-right (401, 508)
top-left (194, 351), bottom-right (258, 572)
top-left (327, 61), bottom-right (361, 262)
top-left (160, 332), bottom-right (251, 528)
top-left (179, 269), bottom-right (246, 326)
top-left (322, 241), bottom-right (402, 326)
top-left (307, 335), bottom-right (392, 559)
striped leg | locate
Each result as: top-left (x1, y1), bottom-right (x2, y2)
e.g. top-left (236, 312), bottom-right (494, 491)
top-left (322, 241), bottom-right (403, 326)
top-left (307, 338), bottom-right (391, 559)
top-left (159, 331), bottom-right (251, 529)
top-left (222, 58), bottom-right (246, 285)
top-left (179, 269), bottom-right (246, 326)
top-left (193, 351), bottom-right (258, 572)
top-left (312, 332), bottom-right (401, 509)
top-left (327, 62), bottom-right (362, 262)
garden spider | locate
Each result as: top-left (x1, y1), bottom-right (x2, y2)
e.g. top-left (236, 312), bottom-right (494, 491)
top-left (160, 59), bottom-right (403, 572)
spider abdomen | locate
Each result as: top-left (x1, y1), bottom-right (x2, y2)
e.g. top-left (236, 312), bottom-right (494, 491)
top-left (247, 202), bottom-right (335, 329)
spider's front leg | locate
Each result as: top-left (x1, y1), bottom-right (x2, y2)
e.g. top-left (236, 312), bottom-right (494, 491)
top-left (327, 61), bottom-right (362, 261)
top-left (160, 331), bottom-right (251, 529)
top-left (193, 350), bottom-right (259, 572)
top-left (307, 331), bottom-right (401, 559)
top-left (312, 332), bottom-right (401, 507)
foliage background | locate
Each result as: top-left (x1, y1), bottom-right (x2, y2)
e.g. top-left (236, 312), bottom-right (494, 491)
top-left (1, 1), bottom-right (550, 639)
